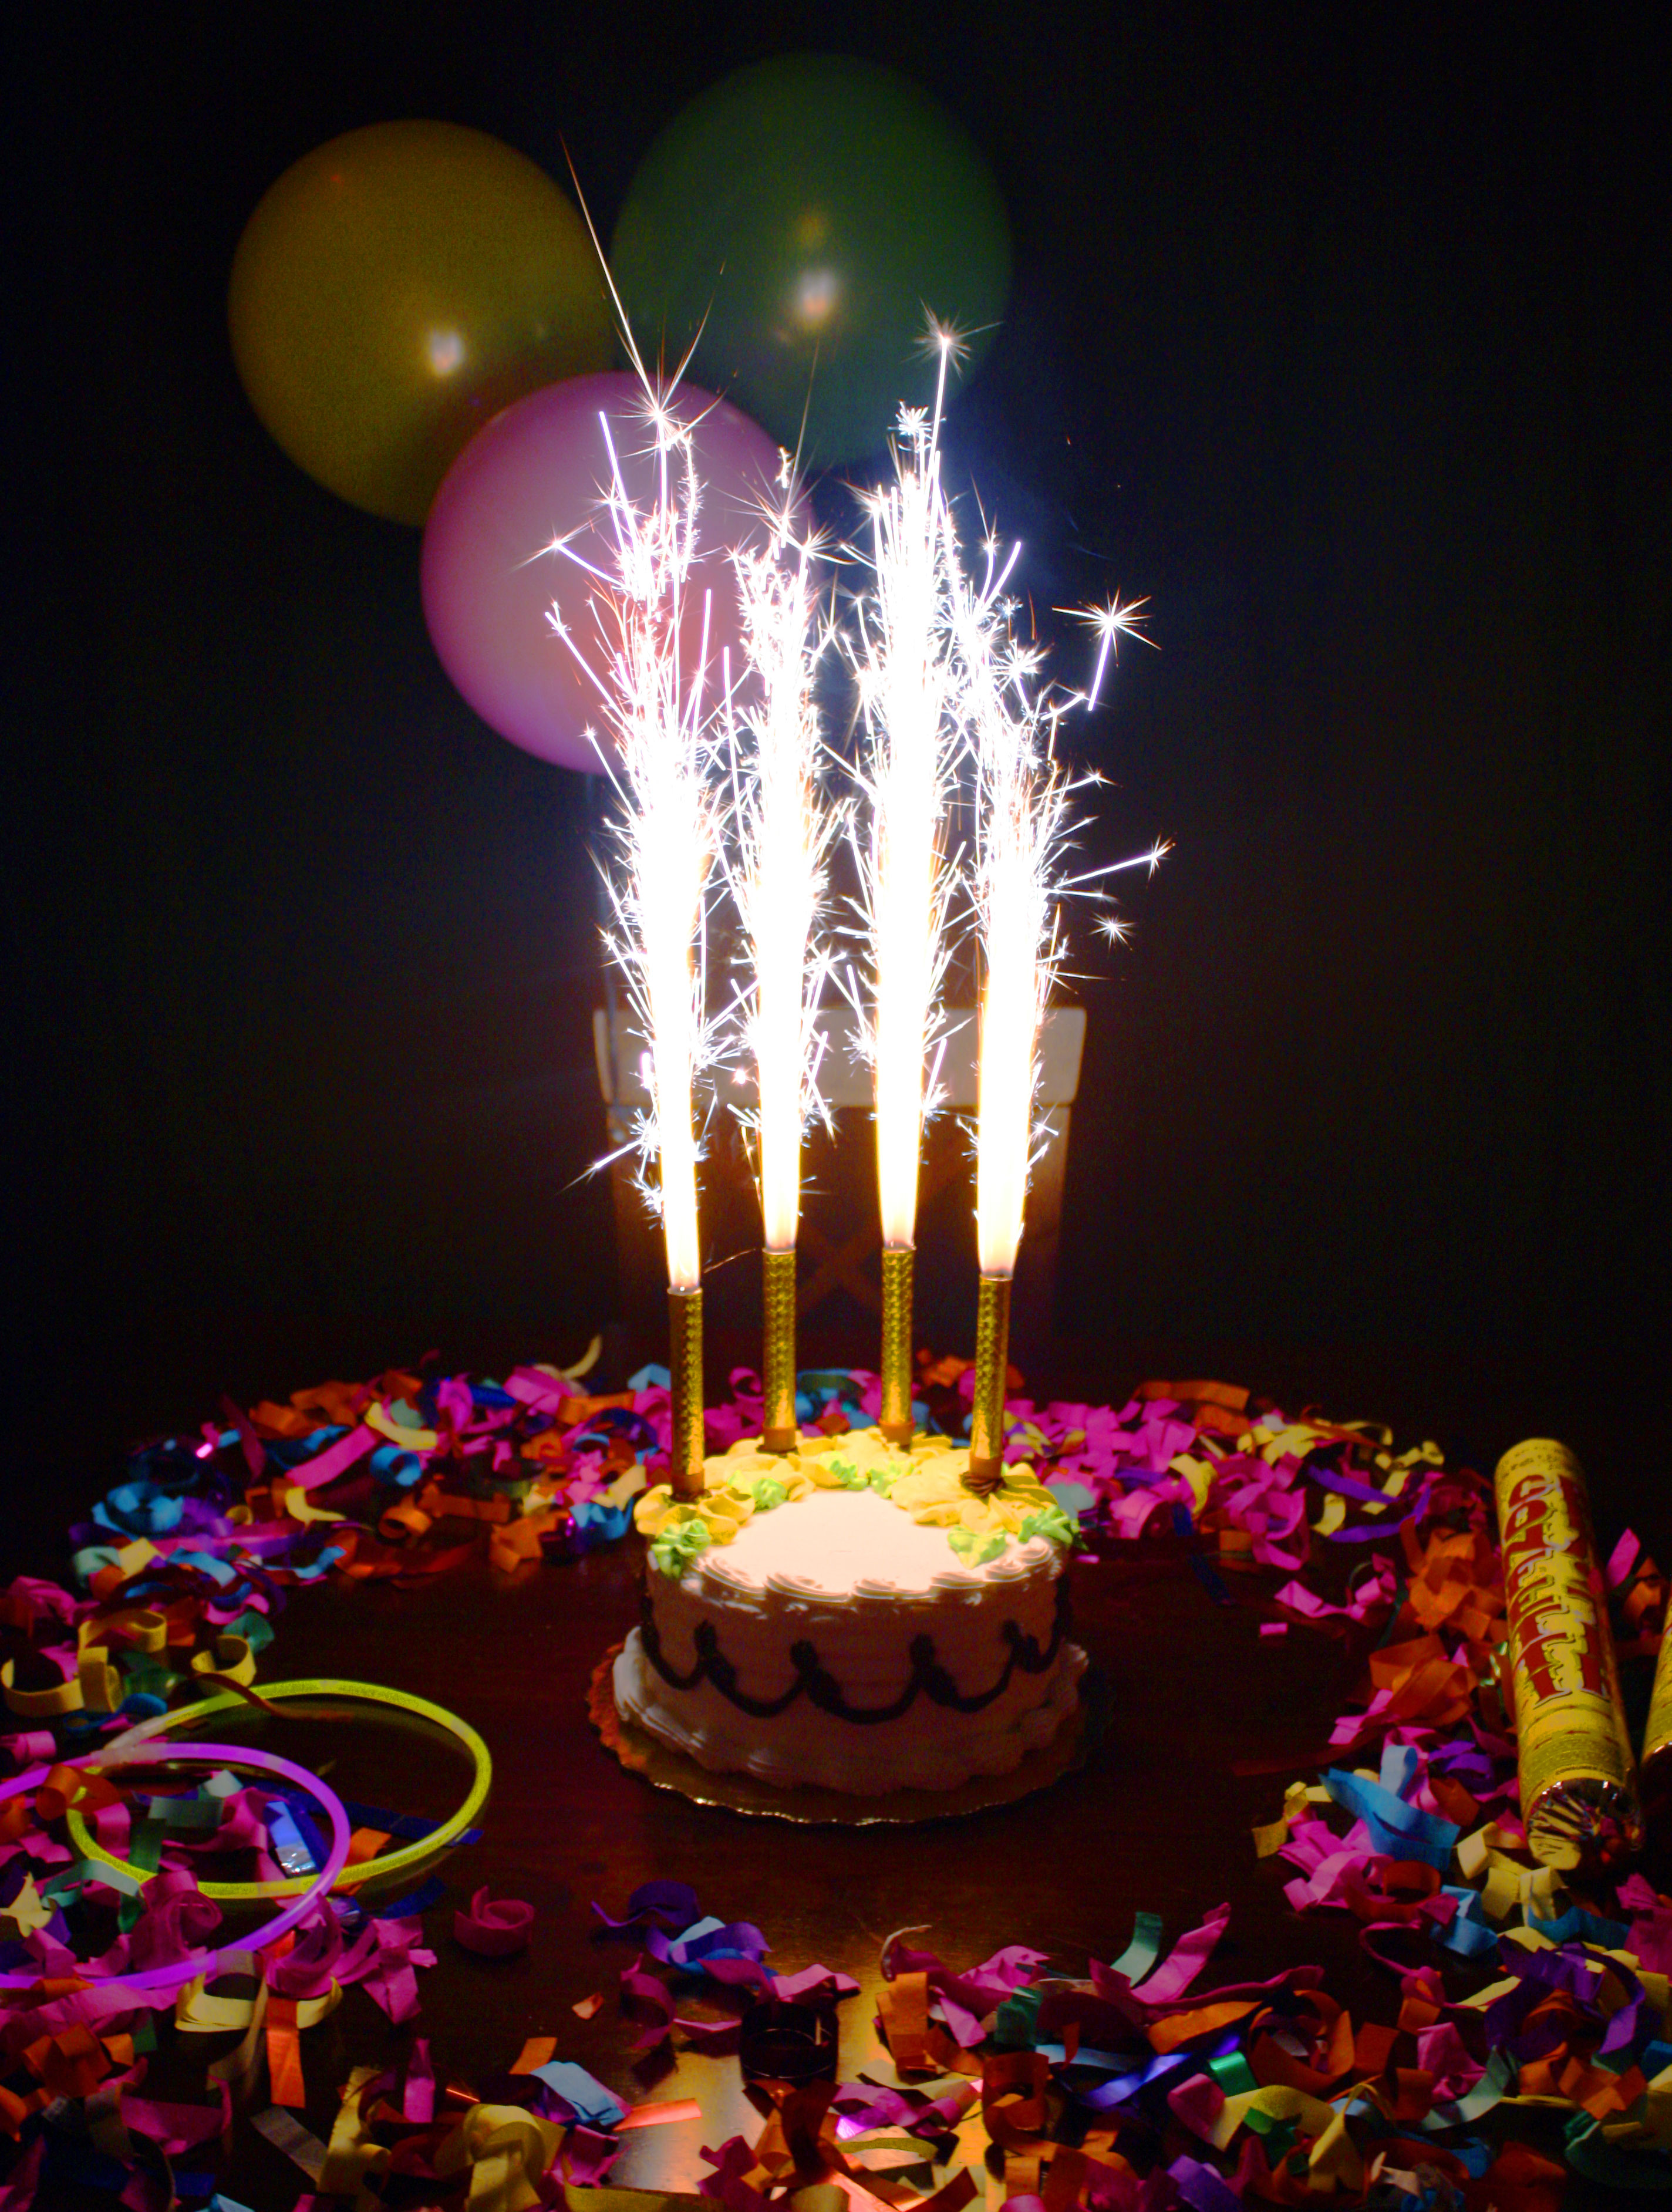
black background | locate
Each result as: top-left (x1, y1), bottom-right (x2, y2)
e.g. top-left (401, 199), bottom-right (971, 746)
top-left (11, 6), bottom-right (1668, 1547)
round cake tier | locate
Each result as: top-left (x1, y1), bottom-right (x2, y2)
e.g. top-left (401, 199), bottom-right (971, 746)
top-left (613, 1486), bottom-right (1084, 1795)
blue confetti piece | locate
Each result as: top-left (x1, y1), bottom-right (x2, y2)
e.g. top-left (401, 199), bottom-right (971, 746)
top-left (373, 1874), bottom-right (448, 1921)
top-left (1378, 1741), bottom-right (1422, 1801)
top-left (1324, 1768), bottom-right (1459, 1870)
top-left (1525, 1905), bottom-right (1631, 1949)
top-left (1189, 1552), bottom-right (1233, 1605)
top-left (529, 2060), bottom-right (626, 2129)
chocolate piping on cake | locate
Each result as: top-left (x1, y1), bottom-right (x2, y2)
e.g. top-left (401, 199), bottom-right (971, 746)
top-left (638, 1575), bottom-right (1070, 1725)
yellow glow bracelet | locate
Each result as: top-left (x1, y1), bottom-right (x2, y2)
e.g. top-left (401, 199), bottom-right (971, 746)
top-left (63, 1677), bottom-right (491, 1901)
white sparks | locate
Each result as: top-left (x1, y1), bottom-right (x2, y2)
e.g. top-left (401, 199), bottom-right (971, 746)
top-left (941, 553), bottom-right (1165, 1277)
top-left (845, 333), bottom-right (965, 1252)
top-left (1069, 594), bottom-right (1157, 709)
top-left (952, 528), bottom-right (1067, 1277)
top-left (723, 489), bottom-right (836, 1253)
top-left (551, 395), bottom-right (720, 1290)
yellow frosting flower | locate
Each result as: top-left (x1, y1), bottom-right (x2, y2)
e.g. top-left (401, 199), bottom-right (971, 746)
top-left (634, 1429), bottom-right (1074, 1575)
top-left (635, 1451), bottom-right (818, 1570)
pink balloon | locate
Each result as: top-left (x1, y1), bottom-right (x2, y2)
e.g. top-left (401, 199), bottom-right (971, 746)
top-left (421, 372), bottom-right (788, 771)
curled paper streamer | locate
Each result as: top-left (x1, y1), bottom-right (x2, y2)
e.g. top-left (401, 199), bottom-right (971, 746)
top-left (11, 1365), bottom-right (1672, 2209)
top-left (454, 1885), bottom-right (535, 1955)
top-left (433, 2100), bottom-right (564, 2207)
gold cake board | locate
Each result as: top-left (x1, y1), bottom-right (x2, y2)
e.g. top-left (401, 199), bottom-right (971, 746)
top-left (588, 1644), bottom-right (1100, 1827)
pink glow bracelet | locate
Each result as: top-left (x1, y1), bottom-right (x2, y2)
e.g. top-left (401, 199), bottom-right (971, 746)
top-left (0, 1739), bottom-right (350, 1994)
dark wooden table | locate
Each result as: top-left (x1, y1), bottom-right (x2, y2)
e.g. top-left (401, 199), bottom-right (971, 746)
top-left (11, 1343), bottom-right (1660, 2208)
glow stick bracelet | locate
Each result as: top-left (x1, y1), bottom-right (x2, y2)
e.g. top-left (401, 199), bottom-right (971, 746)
top-left (0, 1739), bottom-right (349, 1995)
top-left (66, 1677), bottom-right (492, 1901)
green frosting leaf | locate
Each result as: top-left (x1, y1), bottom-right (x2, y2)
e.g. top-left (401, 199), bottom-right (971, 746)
top-left (650, 1520), bottom-right (712, 1576)
top-left (737, 1474), bottom-right (788, 1512)
top-left (1017, 1505), bottom-right (1077, 1549)
top-left (948, 1526), bottom-right (1007, 1566)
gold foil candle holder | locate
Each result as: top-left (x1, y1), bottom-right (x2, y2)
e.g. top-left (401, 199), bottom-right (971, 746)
top-left (667, 1286), bottom-right (706, 1499)
top-left (966, 1272), bottom-right (1013, 1490)
top-left (878, 1245), bottom-right (915, 1446)
top-left (761, 1247), bottom-right (799, 1452)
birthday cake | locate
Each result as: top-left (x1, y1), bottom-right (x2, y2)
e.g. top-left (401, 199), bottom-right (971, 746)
top-left (612, 1432), bottom-right (1084, 1795)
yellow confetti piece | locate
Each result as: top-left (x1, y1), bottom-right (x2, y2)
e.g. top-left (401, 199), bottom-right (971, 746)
top-left (602, 1465), bottom-right (648, 1512)
top-left (435, 2104), bottom-right (564, 2212)
top-left (1169, 1456), bottom-right (1216, 1513)
top-left (1640, 2060), bottom-right (1672, 2146)
top-left (274, 1481), bottom-right (346, 1525)
top-left (191, 1634), bottom-right (257, 1687)
top-left (77, 1607), bottom-right (167, 1655)
top-left (1208, 2083), bottom-right (1339, 2153)
top-left (1459, 1974), bottom-right (1524, 2012)
top-left (1457, 1820), bottom-right (1527, 1879)
top-left (1503, 1924), bottom-right (1555, 1953)
top-left (76, 1644), bottom-right (122, 1714)
top-left (319, 2066), bottom-right (391, 2196)
top-left (366, 1402), bottom-right (439, 1451)
top-left (2, 1656), bottom-right (83, 1718)
top-left (1309, 2109), bottom-right (1366, 2192)
top-left (0, 1877), bottom-right (52, 1943)
top-left (1260, 1424), bottom-right (1320, 1466)
top-left (1480, 1862), bottom-right (1522, 1922)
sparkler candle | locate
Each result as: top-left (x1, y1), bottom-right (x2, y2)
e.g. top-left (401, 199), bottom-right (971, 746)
top-left (958, 530), bottom-right (1063, 1488)
top-left (728, 502), bottom-right (832, 1454)
top-left (551, 375), bottom-right (722, 1500)
top-left (852, 342), bottom-right (963, 1447)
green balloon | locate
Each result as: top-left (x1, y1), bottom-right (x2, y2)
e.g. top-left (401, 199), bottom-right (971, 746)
top-left (611, 55), bottom-right (1012, 466)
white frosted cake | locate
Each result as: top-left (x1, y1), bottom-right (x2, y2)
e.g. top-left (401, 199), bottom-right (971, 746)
top-left (613, 1435), bottom-right (1084, 1796)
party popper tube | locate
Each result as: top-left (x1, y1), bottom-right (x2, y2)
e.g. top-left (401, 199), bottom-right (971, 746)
top-left (1639, 1613), bottom-right (1672, 1843)
top-left (667, 1286), bottom-right (706, 1500)
top-left (1494, 1437), bottom-right (1641, 1873)
top-left (760, 1247), bottom-right (798, 1453)
top-left (878, 1245), bottom-right (916, 1447)
top-left (966, 1272), bottom-right (1013, 1488)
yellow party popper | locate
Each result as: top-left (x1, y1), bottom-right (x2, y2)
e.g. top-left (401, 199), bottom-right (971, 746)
top-left (1494, 1437), bottom-right (1641, 1873)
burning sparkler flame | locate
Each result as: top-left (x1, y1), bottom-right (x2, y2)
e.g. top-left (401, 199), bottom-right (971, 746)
top-left (953, 546), bottom-right (1064, 1278)
top-left (544, 170), bottom-right (1165, 1328)
top-left (849, 333), bottom-right (963, 1252)
top-left (945, 508), bottom-right (1167, 1283)
top-left (725, 490), bottom-right (834, 1253)
top-left (548, 396), bottom-right (721, 1292)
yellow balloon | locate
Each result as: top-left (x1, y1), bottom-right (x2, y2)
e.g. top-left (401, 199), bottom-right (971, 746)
top-left (229, 121), bottom-right (613, 525)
